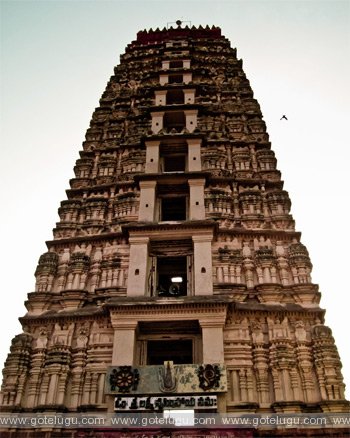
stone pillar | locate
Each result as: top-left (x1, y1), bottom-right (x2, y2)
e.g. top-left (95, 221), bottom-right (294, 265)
top-left (111, 319), bottom-right (138, 365)
top-left (155, 90), bottom-right (167, 106)
top-left (185, 109), bottom-right (198, 133)
top-left (253, 344), bottom-right (271, 405)
top-left (183, 72), bottom-right (192, 84)
top-left (151, 111), bottom-right (164, 134)
top-left (200, 320), bottom-right (225, 363)
top-left (193, 233), bottom-right (213, 295)
top-left (189, 179), bottom-right (205, 220)
top-left (184, 88), bottom-right (195, 104)
top-left (145, 141), bottom-right (160, 173)
top-left (139, 181), bottom-right (156, 222)
top-left (126, 236), bottom-right (149, 296)
top-left (187, 139), bottom-right (202, 171)
top-left (159, 74), bottom-right (168, 85)
top-left (161, 60), bottom-right (170, 69)
top-left (47, 373), bottom-right (58, 404)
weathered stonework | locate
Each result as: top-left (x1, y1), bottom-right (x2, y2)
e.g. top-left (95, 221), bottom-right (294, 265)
top-left (0, 23), bottom-right (348, 437)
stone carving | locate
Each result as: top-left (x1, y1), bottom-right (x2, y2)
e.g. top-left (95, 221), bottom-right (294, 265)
top-left (251, 320), bottom-right (264, 344)
top-left (158, 361), bottom-right (177, 393)
top-left (242, 241), bottom-right (252, 258)
top-left (35, 252), bottom-right (59, 292)
top-left (76, 324), bottom-right (89, 349)
top-left (52, 323), bottom-right (74, 346)
top-left (197, 364), bottom-right (221, 390)
top-left (268, 316), bottom-right (290, 340)
top-left (35, 327), bottom-right (48, 349)
top-left (295, 320), bottom-right (307, 342)
top-left (312, 324), bottom-right (333, 339)
top-left (109, 366), bottom-right (140, 393)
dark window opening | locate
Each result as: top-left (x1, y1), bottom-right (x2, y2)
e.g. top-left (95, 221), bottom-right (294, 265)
top-left (163, 155), bottom-right (186, 172)
top-left (166, 89), bottom-right (184, 105)
top-left (169, 60), bottom-right (183, 69)
top-left (164, 111), bottom-right (185, 132)
top-left (168, 74), bottom-right (183, 84)
top-left (147, 340), bottom-right (193, 365)
top-left (161, 197), bottom-right (186, 221)
top-left (157, 256), bottom-right (187, 296)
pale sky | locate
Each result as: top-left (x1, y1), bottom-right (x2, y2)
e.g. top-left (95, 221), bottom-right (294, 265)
top-left (1, 0), bottom-right (349, 398)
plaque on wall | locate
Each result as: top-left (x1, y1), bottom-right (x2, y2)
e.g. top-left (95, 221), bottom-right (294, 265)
top-left (114, 395), bottom-right (217, 411)
top-left (105, 363), bottom-right (227, 395)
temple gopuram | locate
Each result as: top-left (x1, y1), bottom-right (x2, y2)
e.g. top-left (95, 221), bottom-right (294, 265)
top-left (1, 22), bottom-right (348, 438)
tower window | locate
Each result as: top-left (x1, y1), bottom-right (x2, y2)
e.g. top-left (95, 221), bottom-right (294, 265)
top-left (163, 155), bottom-right (186, 172)
top-left (161, 197), bottom-right (187, 221)
top-left (147, 340), bottom-right (193, 365)
top-left (157, 256), bottom-right (187, 296)
top-left (164, 111), bottom-right (185, 132)
top-left (166, 89), bottom-right (184, 105)
top-left (148, 240), bottom-right (193, 297)
top-left (168, 74), bottom-right (183, 84)
top-left (169, 60), bottom-right (183, 69)
top-left (136, 321), bottom-right (200, 366)
top-left (159, 140), bottom-right (187, 172)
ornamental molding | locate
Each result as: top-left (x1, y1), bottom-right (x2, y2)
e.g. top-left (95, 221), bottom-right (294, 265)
top-left (46, 232), bottom-right (124, 248)
top-left (109, 302), bottom-right (228, 322)
top-left (125, 222), bottom-right (217, 239)
top-left (20, 312), bottom-right (108, 325)
top-left (108, 297), bottom-right (228, 309)
top-left (225, 307), bottom-right (325, 323)
top-left (215, 229), bottom-right (301, 239)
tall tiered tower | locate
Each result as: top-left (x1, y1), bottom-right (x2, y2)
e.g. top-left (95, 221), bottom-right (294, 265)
top-left (1, 23), bottom-right (348, 437)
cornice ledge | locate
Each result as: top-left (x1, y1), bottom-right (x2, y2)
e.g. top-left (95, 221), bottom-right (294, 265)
top-left (19, 305), bottom-right (107, 323)
top-left (105, 295), bottom-right (231, 309)
top-left (216, 229), bottom-right (301, 239)
top-left (46, 231), bottom-right (123, 248)
top-left (234, 301), bottom-right (325, 314)
top-left (122, 220), bottom-right (218, 234)
top-left (134, 171), bottom-right (210, 182)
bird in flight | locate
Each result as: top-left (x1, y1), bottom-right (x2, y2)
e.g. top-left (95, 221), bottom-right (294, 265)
top-left (280, 115), bottom-right (288, 120)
